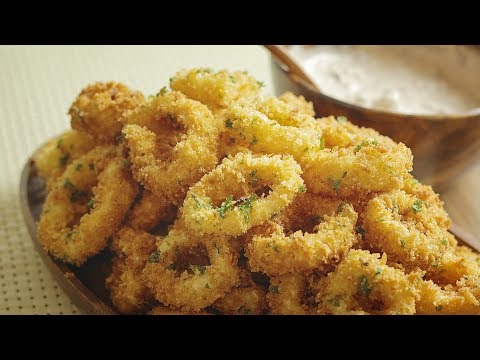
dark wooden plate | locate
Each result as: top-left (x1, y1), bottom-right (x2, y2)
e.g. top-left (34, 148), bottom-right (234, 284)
top-left (19, 152), bottom-right (480, 315)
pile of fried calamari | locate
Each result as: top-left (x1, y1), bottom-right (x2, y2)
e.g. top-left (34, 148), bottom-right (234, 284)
top-left (35, 68), bottom-right (480, 315)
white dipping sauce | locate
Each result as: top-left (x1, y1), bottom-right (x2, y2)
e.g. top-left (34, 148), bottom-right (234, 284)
top-left (286, 45), bottom-right (480, 115)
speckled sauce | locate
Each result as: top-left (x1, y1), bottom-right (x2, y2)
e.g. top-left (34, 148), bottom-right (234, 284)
top-left (286, 45), bottom-right (480, 116)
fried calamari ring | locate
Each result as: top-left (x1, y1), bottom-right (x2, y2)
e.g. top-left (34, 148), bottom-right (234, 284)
top-left (267, 274), bottom-right (312, 315)
top-left (300, 142), bottom-right (413, 197)
top-left (70, 82), bottom-right (145, 144)
top-left (143, 224), bottom-right (239, 312)
top-left (362, 190), bottom-right (466, 285)
top-left (316, 115), bottom-right (397, 149)
top-left (148, 305), bottom-right (211, 315)
top-left (170, 68), bottom-right (261, 110)
top-left (181, 152), bottom-right (304, 237)
top-left (106, 227), bottom-right (157, 314)
top-left (38, 146), bottom-right (138, 266)
top-left (126, 189), bottom-right (177, 231)
top-left (317, 250), bottom-right (418, 314)
top-left (213, 286), bottom-right (267, 315)
top-left (34, 130), bottom-right (95, 189)
top-left (246, 203), bottom-right (358, 276)
top-left (221, 104), bottom-right (323, 159)
top-left (123, 91), bottom-right (219, 204)
top-left (278, 91), bottom-right (315, 117)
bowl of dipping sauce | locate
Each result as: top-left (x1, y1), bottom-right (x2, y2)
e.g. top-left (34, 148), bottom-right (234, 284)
top-left (266, 45), bottom-right (480, 190)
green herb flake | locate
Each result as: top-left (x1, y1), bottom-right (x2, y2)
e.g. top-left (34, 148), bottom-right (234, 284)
top-left (190, 265), bottom-right (206, 275)
top-left (205, 283), bottom-right (210, 289)
top-left (319, 136), bottom-right (325, 150)
top-left (412, 199), bottom-right (423, 214)
top-left (166, 264), bottom-right (176, 271)
top-left (63, 178), bottom-right (74, 189)
top-left (358, 275), bottom-right (371, 296)
top-left (327, 295), bottom-right (341, 307)
top-left (216, 195), bottom-right (234, 218)
top-left (88, 163), bottom-right (94, 171)
top-left (400, 239), bottom-right (406, 248)
top-left (375, 267), bottom-right (383, 277)
top-left (435, 305), bottom-right (443, 312)
top-left (257, 81), bottom-right (265, 88)
top-left (337, 202), bottom-right (345, 213)
top-left (249, 170), bottom-right (258, 185)
top-left (225, 119), bottom-right (234, 129)
top-left (192, 193), bottom-right (212, 210)
top-left (87, 198), bottom-right (96, 209)
top-left (356, 226), bottom-right (366, 237)
top-left (250, 136), bottom-right (258, 145)
top-left (441, 238), bottom-right (448, 246)
top-left (75, 163), bottom-right (83, 171)
top-left (56, 138), bottom-right (63, 149)
top-left (330, 172), bottom-right (347, 194)
top-left (229, 75), bottom-right (236, 83)
top-left (148, 250), bottom-right (161, 263)
top-left (237, 194), bottom-right (257, 223)
top-left (157, 86), bottom-right (168, 96)
top-left (298, 185), bottom-right (307, 193)
top-left (273, 244), bottom-right (280, 253)
top-left (59, 153), bottom-right (70, 167)
top-left (270, 285), bottom-right (280, 294)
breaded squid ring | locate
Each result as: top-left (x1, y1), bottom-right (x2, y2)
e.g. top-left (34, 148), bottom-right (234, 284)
top-left (143, 224), bottom-right (240, 312)
top-left (317, 250), bottom-right (418, 314)
top-left (362, 190), bottom-right (466, 285)
top-left (34, 129), bottom-right (95, 189)
top-left (106, 227), bottom-right (158, 314)
top-left (126, 189), bottom-right (177, 231)
top-left (316, 115), bottom-right (397, 149)
top-left (246, 203), bottom-right (358, 276)
top-left (123, 91), bottom-right (219, 204)
top-left (170, 68), bottom-right (261, 110)
top-left (221, 104), bottom-right (323, 159)
top-left (37, 146), bottom-right (138, 266)
top-left (70, 82), bottom-right (145, 144)
top-left (300, 142), bottom-right (413, 197)
top-left (180, 152), bottom-right (304, 237)
top-left (213, 285), bottom-right (267, 315)
top-left (267, 273), bottom-right (312, 315)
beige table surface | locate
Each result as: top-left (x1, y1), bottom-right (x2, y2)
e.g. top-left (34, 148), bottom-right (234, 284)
top-left (1, 45), bottom-right (478, 315)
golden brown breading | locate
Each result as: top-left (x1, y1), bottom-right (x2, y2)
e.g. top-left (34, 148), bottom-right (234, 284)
top-left (267, 273), bottom-right (312, 315)
top-left (70, 82), bottom-right (145, 144)
top-left (278, 91), bottom-right (315, 117)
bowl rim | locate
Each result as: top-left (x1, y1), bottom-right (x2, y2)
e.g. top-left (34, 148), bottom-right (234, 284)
top-left (264, 45), bottom-right (480, 122)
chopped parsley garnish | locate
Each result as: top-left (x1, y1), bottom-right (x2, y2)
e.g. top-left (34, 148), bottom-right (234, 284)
top-left (273, 244), bottom-right (280, 253)
top-left (88, 163), bottom-right (94, 171)
top-left (270, 285), bottom-right (280, 294)
top-left (249, 170), bottom-right (258, 186)
top-left (250, 136), bottom-right (258, 145)
top-left (318, 136), bottom-right (325, 150)
top-left (337, 202), bottom-right (345, 213)
top-left (412, 199), bottom-right (423, 214)
top-left (87, 198), bottom-right (96, 209)
top-left (63, 178), bottom-right (74, 189)
top-left (298, 185), bottom-right (307, 193)
top-left (190, 265), bottom-right (206, 275)
top-left (237, 194), bottom-right (257, 223)
top-left (327, 295), bottom-right (341, 307)
top-left (435, 305), bottom-right (443, 312)
top-left (229, 75), bottom-right (236, 83)
top-left (166, 264), bottom-right (176, 270)
top-left (205, 283), bottom-right (210, 289)
top-left (330, 172), bottom-right (347, 195)
top-left (356, 226), bottom-right (366, 237)
top-left (192, 193), bottom-right (212, 210)
top-left (358, 275), bottom-right (371, 296)
top-left (148, 251), bottom-right (161, 263)
top-left (59, 153), bottom-right (70, 167)
top-left (375, 267), bottom-right (383, 277)
top-left (257, 81), bottom-right (265, 88)
top-left (354, 139), bottom-right (379, 153)
top-left (75, 163), bottom-right (83, 171)
top-left (225, 119), bottom-right (234, 129)
top-left (400, 239), bottom-right (406, 248)
top-left (157, 86), bottom-right (168, 96)
top-left (216, 195), bottom-right (234, 218)
top-left (56, 138), bottom-right (63, 149)
top-left (441, 238), bottom-right (448, 246)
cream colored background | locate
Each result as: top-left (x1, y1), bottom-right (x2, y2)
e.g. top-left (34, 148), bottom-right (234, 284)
top-left (1, 45), bottom-right (478, 315)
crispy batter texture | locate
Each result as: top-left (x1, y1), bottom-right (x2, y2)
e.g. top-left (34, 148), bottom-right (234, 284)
top-left (123, 91), bottom-right (219, 204)
top-left (181, 152), bottom-right (304, 237)
top-left (317, 250), bottom-right (418, 314)
top-left (143, 223), bottom-right (240, 312)
top-left (170, 68), bottom-right (261, 110)
top-left (38, 146), bottom-right (138, 265)
top-left (246, 204), bottom-right (358, 276)
top-left (213, 285), bottom-right (267, 315)
top-left (278, 91), bottom-right (315, 117)
top-left (126, 189), bottom-right (177, 231)
top-left (34, 129), bottom-right (95, 189)
top-left (106, 227), bottom-right (157, 314)
top-left (267, 274), bottom-right (312, 315)
top-left (70, 82), bottom-right (145, 144)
